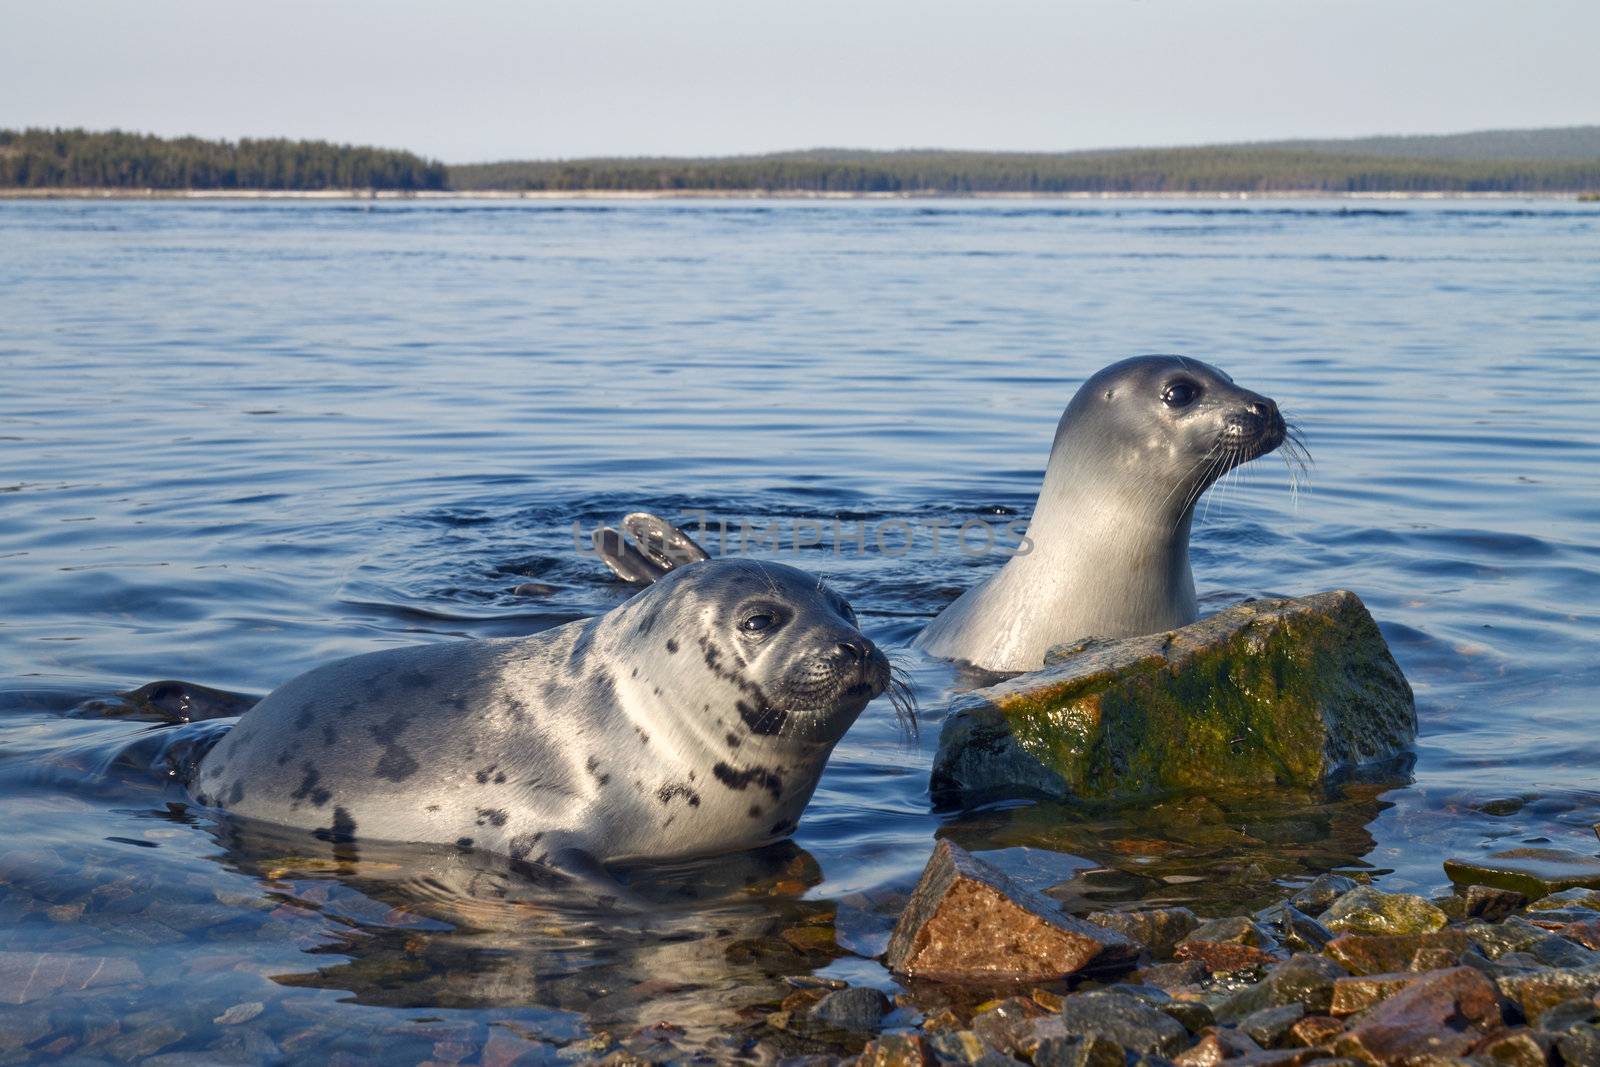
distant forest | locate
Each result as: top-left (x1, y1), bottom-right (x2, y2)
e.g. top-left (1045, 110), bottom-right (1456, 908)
top-left (3, 126), bottom-right (1598, 195)
top-left (0, 128), bottom-right (446, 191)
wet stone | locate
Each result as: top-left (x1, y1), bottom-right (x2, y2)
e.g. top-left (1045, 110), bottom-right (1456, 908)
top-left (1159, 998), bottom-right (1214, 1033)
top-left (1559, 1025), bottom-right (1600, 1067)
top-left (1240, 1004), bottom-right (1305, 1049)
top-left (1173, 1028), bottom-right (1263, 1066)
top-left (969, 996), bottom-right (1047, 1055)
top-left (1444, 848), bottom-right (1600, 899)
top-left (1329, 972), bottom-right (1424, 1016)
top-left (1030, 1033), bottom-right (1129, 1067)
top-left (1174, 940), bottom-right (1279, 978)
top-left (1464, 885), bottom-right (1528, 922)
top-left (924, 1029), bottom-right (1025, 1065)
top-left (885, 841), bottom-right (1138, 982)
top-left (1323, 930), bottom-right (1469, 976)
top-left (1474, 1029), bottom-right (1553, 1067)
top-left (1262, 953), bottom-right (1348, 1014)
top-left (1183, 916), bottom-right (1277, 949)
top-left (1055, 990), bottom-right (1190, 1056)
top-left (808, 986), bottom-right (892, 1033)
top-left (1494, 966), bottom-right (1600, 1025)
top-left (1255, 903), bottom-right (1333, 954)
top-left (1289, 875), bottom-right (1360, 918)
top-left (1331, 967), bottom-right (1503, 1064)
top-left (1085, 907), bottom-right (1200, 958)
top-left (856, 1033), bottom-right (935, 1066)
top-left (1320, 886), bottom-right (1448, 936)
top-left (1285, 1015), bottom-right (1344, 1049)
top-left (930, 591), bottom-right (1416, 805)
top-left (1539, 995), bottom-right (1600, 1032)
top-left (1134, 960), bottom-right (1209, 992)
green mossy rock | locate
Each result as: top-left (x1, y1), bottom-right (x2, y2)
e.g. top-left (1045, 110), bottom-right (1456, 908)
top-left (930, 591), bottom-right (1416, 805)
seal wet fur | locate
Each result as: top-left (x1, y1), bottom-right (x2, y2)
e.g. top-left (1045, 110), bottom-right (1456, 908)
top-left (192, 559), bottom-right (890, 866)
top-left (913, 355), bottom-right (1291, 671)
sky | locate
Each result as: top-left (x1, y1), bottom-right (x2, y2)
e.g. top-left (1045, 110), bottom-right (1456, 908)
top-left (3, 0), bottom-right (1597, 163)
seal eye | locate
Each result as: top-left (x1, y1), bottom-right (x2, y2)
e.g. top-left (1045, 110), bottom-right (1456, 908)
top-left (1162, 381), bottom-right (1199, 408)
top-left (740, 613), bottom-right (778, 634)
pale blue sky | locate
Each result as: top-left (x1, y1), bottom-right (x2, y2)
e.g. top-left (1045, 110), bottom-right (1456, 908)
top-left (3, 0), bottom-right (1596, 163)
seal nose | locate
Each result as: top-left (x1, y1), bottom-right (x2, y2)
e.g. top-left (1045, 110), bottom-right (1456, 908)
top-left (1246, 398), bottom-right (1278, 421)
top-left (835, 638), bottom-right (871, 663)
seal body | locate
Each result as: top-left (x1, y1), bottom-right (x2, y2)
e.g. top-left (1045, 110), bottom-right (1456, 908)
top-left (913, 355), bottom-right (1287, 673)
top-left (193, 560), bottom-right (889, 865)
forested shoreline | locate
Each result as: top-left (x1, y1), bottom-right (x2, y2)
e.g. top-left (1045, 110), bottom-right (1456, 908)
top-left (0, 129), bottom-right (446, 191)
top-left (3, 127), bottom-right (1597, 195)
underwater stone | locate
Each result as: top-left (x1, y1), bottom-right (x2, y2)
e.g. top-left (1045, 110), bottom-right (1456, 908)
top-left (808, 986), bottom-right (890, 1032)
top-left (1084, 907), bottom-right (1200, 958)
top-left (1054, 990), bottom-right (1190, 1056)
top-left (885, 841), bottom-right (1138, 982)
top-left (1444, 848), bottom-right (1600, 899)
top-left (1320, 886), bottom-right (1448, 936)
top-left (1289, 873), bottom-right (1360, 917)
top-left (929, 591), bottom-right (1415, 805)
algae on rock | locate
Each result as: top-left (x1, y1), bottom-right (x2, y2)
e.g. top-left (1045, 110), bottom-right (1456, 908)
top-left (931, 590), bottom-right (1415, 805)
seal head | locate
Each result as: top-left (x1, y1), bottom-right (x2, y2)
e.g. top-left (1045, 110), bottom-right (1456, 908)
top-left (192, 560), bottom-right (891, 865)
top-left (913, 355), bottom-right (1288, 672)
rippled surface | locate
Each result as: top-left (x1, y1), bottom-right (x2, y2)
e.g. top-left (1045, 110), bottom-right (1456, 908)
top-left (1, 198), bottom-right (1598, 1060)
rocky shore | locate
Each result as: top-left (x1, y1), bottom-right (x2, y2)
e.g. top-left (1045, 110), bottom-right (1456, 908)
top-left (683, 836), bottom-right (1600, 1067)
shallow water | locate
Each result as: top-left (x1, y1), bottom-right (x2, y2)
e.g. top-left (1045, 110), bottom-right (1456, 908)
top-left (1, 197), bottom-right (1598, 1061)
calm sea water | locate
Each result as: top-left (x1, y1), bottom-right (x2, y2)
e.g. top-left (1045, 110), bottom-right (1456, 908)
top-left (1, 197), bottom-right (1597, 1061)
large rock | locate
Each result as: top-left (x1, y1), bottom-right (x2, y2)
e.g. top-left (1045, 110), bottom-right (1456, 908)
top-left (930, 591), bottom-right (1415, 804)
top-left (885, 840), bottom-right (1138, 982)
top-left (1444, 848), bottom-right (1600, 898)
top-left (1331, 967), bottom-right (1503, 1064)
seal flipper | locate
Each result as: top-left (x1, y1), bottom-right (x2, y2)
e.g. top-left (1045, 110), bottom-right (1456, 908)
top-left (623, 513), bottom-right (710, 570)
top-left (544, 847), bottom-right (647, 911)
top-left (594, 527), bottom-right (668, 585)
top-left (594, 513), bottom-right (710, 585)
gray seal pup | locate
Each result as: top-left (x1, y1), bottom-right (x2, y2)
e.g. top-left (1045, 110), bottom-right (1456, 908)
top-left (912, 355), bottom-right (1293, 672)
top-left (191, 559), bottom-right (895, 868)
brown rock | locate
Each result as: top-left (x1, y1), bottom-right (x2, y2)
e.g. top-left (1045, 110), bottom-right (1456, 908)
top-left (1563, 917), bottom-right (1600, 950)
top-left (1493, 966), bottom-right (1600, 1025)
top-left (1086, 907), bottom-right (1200, 958)
top-left (1329, 972), bottom-right (1425, 1016)
top-left (1472, 1028), bottom-right (1552, 1067)
top-left (1174, 1029), bottom-right (1264, 1067)
top-left (1134, 960), bottom-right (1209, 991)
top-left (1331, 967), bottom-right (1503, 1065)
top-left (1175, 940), bottom-right (1280, 977)
top-left (1323, 931), bottom-right (1469, 976)
top-left (886, 841), bottom-right (1138, 982)
top-left (1463, 885), bottom-right (1527, 923)
top-left (969, 996), bottom-right (1048, 1055)
top-left (1285, 1015), bottom-right (1344, 1048)
top-left (858, 1033), bottom-right (935, 1066)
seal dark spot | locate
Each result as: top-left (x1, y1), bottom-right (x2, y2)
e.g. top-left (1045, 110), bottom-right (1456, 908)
top-left (275, 749), bottom-right (291, 766)
top-left (291, 762), bottom-right (332, 808)
top-left (313, 807), bottom-right (357, 843)
top-left (443, 695), bottom-right (468, 712)
top-left (712, 761), bottom-right (783, 801)
top-left (635, 726), bottom-right (650, 745)
top-left (293, 702), bottom-right (315, 730)
top-left (541, 682), bottom-right (570, 704)
top-left (227, 781), bottom-right (245, 805)
top-left (494, 771), bottom-right (506, 784)
top-left (508, 832), bottom-right (544, 861)
top-left (397, 668), bottom-right (434, 690)
top-left (585, 755), bottom-right (611, 787)
top-left (475, 807), bottom-right (509, 828)
top-left (590, 669), bottom-right (616, 706)
top-left (475, 765), bottom-right (498, 785)
top-left (665, 638), bottom-right (679, 654)
top-left (321, 722), bottom-right (338, 747)
top-left (737, 698), bottom-right (789, 737)
top-left (456, 836), bottom-right (474, 850)
top-left (367, 711), bottom-right (413, 743)
top-left (374, 744), bottom-right (419, 782)
top-left (747, 804), bottom-right (763, 818)
top-left (569, 626), bottom-right (596, 670)
top-left (724, 731), bottom-right (741, 749)
top-left (425, 804), bottom-right (441, 813)
top-left (656, 783), bottom-right (701, 807)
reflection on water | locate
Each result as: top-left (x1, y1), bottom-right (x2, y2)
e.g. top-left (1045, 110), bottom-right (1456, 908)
top-left (1, 197), bottom-right (1598, 1058)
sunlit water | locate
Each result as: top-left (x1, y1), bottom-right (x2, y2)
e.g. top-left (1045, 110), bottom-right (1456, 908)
top-left (1, 198), bottom-right (1597, 1061)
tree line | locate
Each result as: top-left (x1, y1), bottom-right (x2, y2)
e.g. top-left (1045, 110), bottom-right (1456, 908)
top-left (0, 128), bottom-right (446, 191)
top-left (3, 129), bottom-right (1596, 194)
top-left (450, 148), bottom-right (1600, 195)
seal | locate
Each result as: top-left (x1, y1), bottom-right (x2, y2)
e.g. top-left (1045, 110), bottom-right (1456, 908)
top-left (912, 355), bottom-right (1295, 672)
top-left (191, 559), bottom-right (896, 868)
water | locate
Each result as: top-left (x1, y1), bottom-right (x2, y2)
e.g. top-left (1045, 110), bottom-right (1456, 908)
top-left (1, 197), bottom-right (1598, 1061)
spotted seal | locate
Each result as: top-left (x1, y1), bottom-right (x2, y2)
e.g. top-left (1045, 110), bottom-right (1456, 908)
top-left (912, 355), bottom-right (1296, 672)
top-left (191, 559), bottom-right (895, 867)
